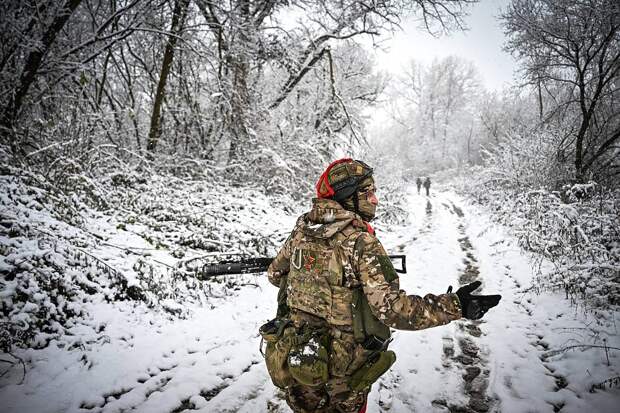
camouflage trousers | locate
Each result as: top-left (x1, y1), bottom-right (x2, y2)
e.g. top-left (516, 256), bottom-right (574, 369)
top-left (285, 377), bottom-right (369, 413)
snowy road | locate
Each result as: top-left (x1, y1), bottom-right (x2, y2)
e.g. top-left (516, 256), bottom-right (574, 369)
top-left (1, 189), bottom-right (618, 413)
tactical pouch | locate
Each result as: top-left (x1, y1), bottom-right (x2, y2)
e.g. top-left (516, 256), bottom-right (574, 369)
top-left (260, 318), bottom-right (295, 389)
top-left (349, 350), bottom-right (396, 392)
top-left (351, 288), bottom-right (391, 346)
top-left (287, 327), bottom-right (330, 387)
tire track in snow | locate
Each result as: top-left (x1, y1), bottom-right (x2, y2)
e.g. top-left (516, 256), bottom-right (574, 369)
top-left (450, 195), bottom-right (580, 413)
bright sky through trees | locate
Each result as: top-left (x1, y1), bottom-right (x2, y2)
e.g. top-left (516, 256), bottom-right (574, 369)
top-left (371, 0), bottom-right (517, 91)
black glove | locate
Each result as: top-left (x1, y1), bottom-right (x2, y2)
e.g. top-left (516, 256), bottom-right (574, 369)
top-left (447, 281), bottom-right (501, 320)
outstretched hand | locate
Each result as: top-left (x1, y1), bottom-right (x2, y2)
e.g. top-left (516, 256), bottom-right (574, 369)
top-left (447, 281), bottom-right (501, 320)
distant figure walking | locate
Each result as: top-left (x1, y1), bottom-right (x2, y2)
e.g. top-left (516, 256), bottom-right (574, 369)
top-left (424, 177), bottom-right (431, 196)
top-left (416, 177), bottom-right (422, 194)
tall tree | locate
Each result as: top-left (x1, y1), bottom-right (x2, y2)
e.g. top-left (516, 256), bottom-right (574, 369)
top-left (1, 0), bottom-right (83, 139)
top-left (502, 0), bottom-right (620, 182)
top-left (147, 0), bottom-right (192, 152)
top-left (390, 56), bottom-right (481, 171)
top-left (195, 0), bottom-right (476, 163)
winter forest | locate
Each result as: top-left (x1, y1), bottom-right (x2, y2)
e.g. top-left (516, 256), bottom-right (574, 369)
top-left (0, 0), bottom-right (619, 412)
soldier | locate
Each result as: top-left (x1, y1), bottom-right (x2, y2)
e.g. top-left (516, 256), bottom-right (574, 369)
top-left (423, 176), bottom-right (431, 196)
top-left (264, 159), bottom-right (501, 413)
top-left (415, 177), bottom-right (422, 194)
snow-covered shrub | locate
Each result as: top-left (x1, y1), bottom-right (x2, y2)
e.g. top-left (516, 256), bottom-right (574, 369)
top-left (455, 168), bottom-right (620, 309)
top-left (561, 182), bottom-right (598, 203)
top-left (0, 171), bottom-right (142, 350)
top-left (95, 172), bottom-right (301, 308)
top-left (375, 180), bottom-right (410, 227)
top-left (1, 165), bottom-right (299, 351)
top-left (480, 128), bottom-right (573, 191)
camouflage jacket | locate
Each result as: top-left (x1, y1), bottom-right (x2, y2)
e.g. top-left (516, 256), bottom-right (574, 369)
top-left (268, 198), bottom-right (462, 331)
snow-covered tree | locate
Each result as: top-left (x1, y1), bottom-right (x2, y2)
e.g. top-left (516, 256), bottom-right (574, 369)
top-left (377, 55), bottom-right (483, 173)
top-left (502, 0), bottom-right (620, 184)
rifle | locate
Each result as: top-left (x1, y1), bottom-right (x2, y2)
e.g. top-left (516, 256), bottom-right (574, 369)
top-left (198, 255), bottom-right (407, 280)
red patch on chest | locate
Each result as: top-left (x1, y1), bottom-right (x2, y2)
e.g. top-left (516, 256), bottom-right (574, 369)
top-left (303, 253), bottom-right (316, 271)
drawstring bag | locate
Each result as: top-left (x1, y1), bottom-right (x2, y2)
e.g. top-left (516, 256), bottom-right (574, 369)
top-left (287, 327), bottom-right (330, 387)
top-left (260, 318), bottom-right (295, 389)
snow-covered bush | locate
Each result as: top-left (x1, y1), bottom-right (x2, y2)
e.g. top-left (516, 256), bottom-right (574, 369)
top-left (455, 168), bottom-right (620, 309)
top-left (0, 160), bottom-right (304, 352)
top-left (375, 180), bottom-right (410, 227)
top-left (480, 128), bottom-right (573, 191)
top-left (0, 169), bottom-right (141, 351)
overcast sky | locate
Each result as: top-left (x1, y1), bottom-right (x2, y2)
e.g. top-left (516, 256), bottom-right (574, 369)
top-left (370, 0), bottom-right (518, 91)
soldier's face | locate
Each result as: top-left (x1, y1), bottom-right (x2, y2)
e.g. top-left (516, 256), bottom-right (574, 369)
top-left (357, 183), bottom-right (377, 221)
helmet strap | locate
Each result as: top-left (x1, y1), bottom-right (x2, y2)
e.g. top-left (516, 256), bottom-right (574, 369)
top-left (352, 192), bottom-right (361, 219)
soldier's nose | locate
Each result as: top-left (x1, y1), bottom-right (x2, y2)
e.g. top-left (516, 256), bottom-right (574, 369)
top-left (369, 192), bottom-right (378, 205)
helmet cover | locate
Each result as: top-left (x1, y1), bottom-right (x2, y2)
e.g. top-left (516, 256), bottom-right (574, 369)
top-left (316, 159), bottom-right (373, 202)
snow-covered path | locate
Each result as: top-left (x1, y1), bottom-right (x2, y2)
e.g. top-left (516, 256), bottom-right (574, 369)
top-left (376, 188), bottom-right (618, 413)
top-left (1, 188), bottom-right (618, 413)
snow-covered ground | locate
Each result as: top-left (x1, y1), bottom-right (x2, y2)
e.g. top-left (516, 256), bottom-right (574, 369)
top-left (1, 185), bottom-right (618, 413)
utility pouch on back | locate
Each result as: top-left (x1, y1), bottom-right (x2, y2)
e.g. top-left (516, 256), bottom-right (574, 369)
top-left (351, 288), bottom-right (391, 347)
top-left (287, 327), bottom-right (330, 387)
top-left (260, 318), bottom-right (295, 389)
top-left (349, 350), bottom-right (396, 391)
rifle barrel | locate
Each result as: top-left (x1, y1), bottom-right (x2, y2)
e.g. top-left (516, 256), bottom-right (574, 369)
top-left (200, 257), bottom-right (273, 279)
top-left (198, 255), bottom-right (406, 279)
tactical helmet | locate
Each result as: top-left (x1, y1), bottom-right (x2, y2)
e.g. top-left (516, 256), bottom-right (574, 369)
top-left (316, 158), bottom-right (373, 202)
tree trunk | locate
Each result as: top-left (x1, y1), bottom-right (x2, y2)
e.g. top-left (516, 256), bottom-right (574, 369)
top-left (537, 78), bottom-right (543, 120)
top-left (575, 69), bottom-right (595, 183)
top-left (1, 0), bottom-right (83, 136)
top-left (575, 124), bottom-right (586, 183)
top-left (227, 0), bottom-right (251, 164)
top-left (228, 56), bottom-right (250, 163)
top-left (146, 0), bottom-right (190, 152)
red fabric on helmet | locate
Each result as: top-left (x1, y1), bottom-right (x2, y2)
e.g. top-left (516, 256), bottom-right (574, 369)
top-left (358, 401), bottom-right (367, 413)
top-left (315, 158), bottom-right (353, 199)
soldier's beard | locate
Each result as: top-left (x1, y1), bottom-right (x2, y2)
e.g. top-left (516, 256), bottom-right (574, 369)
top-left (357, 199), bottom-right (376, 221)
top-left (343, 196), bottom-right (376, 221)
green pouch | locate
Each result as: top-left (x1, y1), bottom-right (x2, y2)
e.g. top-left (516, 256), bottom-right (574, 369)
top-left (260, 319), bottom-right (295, 389)
top-left (349, 350), bottom-right (396, 391)
top-left (287, 328), bottom-right (330, 387)
top-left (351, 288), bottom-right (391, 345)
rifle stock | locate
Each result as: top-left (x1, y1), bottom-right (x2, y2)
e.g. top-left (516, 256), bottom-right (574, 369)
top-left (199, 255), bottom-right (406, 280)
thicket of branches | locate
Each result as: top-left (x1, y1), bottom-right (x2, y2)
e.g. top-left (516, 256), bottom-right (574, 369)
top-left (0, 0), bottom-right (475, 194)
top-left (473, 0), bottom-right (619, 310)
top-left (374, 0), bottom-right (618, 189)
top-left (502, 0), bottom-right (620, 186)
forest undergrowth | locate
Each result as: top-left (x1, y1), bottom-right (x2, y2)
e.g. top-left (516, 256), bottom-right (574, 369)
top-left (453, 167), bottom-right (620, 315)
top-left (0, 158), bottom-right (410, 360)
top-left (0, 162), bottom-right (285, 354)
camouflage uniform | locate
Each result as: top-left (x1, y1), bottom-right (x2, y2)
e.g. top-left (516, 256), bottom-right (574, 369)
top-left (267, 197), bottom-right (461, 413)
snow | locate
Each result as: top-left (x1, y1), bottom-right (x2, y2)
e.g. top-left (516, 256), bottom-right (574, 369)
top-left (1, 179), bottom-right (618, 413)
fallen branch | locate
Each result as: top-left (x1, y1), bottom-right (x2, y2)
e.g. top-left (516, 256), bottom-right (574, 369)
top-left (590, 376), bottom-right (620, 393)
top-left (0, 352), bottom-right (26, 384)
top-left (544, 344), bottom-right (620, 359)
